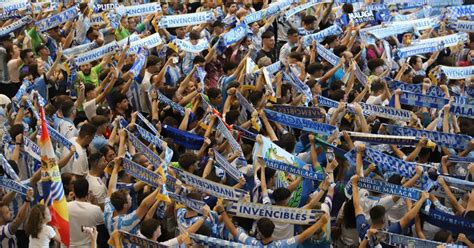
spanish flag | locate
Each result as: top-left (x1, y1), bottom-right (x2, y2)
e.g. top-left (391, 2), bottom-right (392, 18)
top-left (39, 107), bottom-right (70, 246)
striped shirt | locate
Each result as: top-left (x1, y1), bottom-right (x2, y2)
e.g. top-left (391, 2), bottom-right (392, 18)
top-left (104, 198), bottom-right (141, 248)
top-left (0, 223), bottom-right (17, 248)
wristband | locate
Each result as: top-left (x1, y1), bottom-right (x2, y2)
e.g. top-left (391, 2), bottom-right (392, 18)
top-left (15, 142), bottom-right (22, 145)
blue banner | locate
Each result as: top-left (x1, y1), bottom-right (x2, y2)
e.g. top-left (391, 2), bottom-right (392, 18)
top-left (440, 65), bottom-right (474, 80)
top-left (168, 192), bottom-right (206, 214)
top-left (345, 176), bottom-right (422, 201)
top-left (384, 124), bottom-right (472, 150)
top-left (190, 234), bottom-right (243, 247)
top-left (120, 231), bottom-right (167, 248)
top-left (23, 136), bottom-right (41, 162)
top-left (174, 168), bottom-right (247, 201)
top-left (0, 16), bottom-right (32, 37)
top-left (222, 22), bottom-right (248, 47)
top-left (303, 25), bottom-right (343, 47)
top-left (214, 149), bottom-right (243, 181)
top-left (122, 3), bottom-right (162, 17)
top-left (447, 5), bottom-right (474, 18)
top-left (347, 131), bottom-right (418, 146)
top-left (421, 207), bottom-right (474, 236)
top-left (233, 125), bottom-right (257, 141)
top-left (263, 158), bottom-right (324, 181)
top-left (157, 91), bottom-right (186, 117)
top-left (0, 154), bottom-right (19, 181)
top-left (173, 39), bottom-right (209, 53)
top-left (447, 156), bottom-right (474, 164)
top-left (126, 130), bottom-right (163, 167)
top-left (122, 158), bottom-right (162, 187)
top-left (129, 48), bottom-right (148, 80)
top-left (162, 124), bottom-right (204, 150)
top-left (264, 109), bottom-right (338, 136)
top-left (63, 41), bottom-right (98, 57)
top-left (381, 232), bottom-right (447, 248)
top-left (387, 79), bottom-right (447, 98)
top-left (36, 6), bottom-right (78, 32)
top-left (74, 41), bottom-right (120, 66)
top-left (127, 33), bottom-right (163, 55)
top-left (0, 178), bottom-right (30, 196)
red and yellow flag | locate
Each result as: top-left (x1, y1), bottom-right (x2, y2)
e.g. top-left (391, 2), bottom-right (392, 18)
top-left (39, 107), bottom-right (70, 246)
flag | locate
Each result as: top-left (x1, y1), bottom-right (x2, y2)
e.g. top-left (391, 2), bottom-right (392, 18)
top-left (39, 107), bottom-right (69, 246)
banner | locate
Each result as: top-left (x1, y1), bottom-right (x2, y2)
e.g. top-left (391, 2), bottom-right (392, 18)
top-left (122, 158), bottom-right (162, 188)
top-left (222, 22), bottom-right (248, 47)
top-left (421, 207), bottom-right (474, 236)
top-left (347, 131), bottom-right (419, 146)
top-left (158, 10), bottom-right (215, 28)
top-left (0, 16), bottom-right (32, 37)
top-left (92, 3), bottom-right (120, 12)
top-left (0, 178), bottom-right (30, 195)
top-left (288, 68), bottom-right (313, 105)
top-left (243, 0), bottom-right (288, 24)
top-left (381, 232), bottom-right (446, 248)
top-left (136, 112), bottom-right (158, 134)
top-left (190, 233), bottom-right (243, 247)
top-left (384, 124), bottom-right (472, 150)
top-left (23, 136), bottom-right (41, 162)
top-left (122, 3), bottom-right (161, 17)
top-left (129, 48), bottom-right (148, 79)
top-left (0, 9), bottom-right (19, 20)
top-left (168, 192), bottom-right (206, 214)
top-left (157, 91), bottom-right (186, 117)
top-left (447, 5), bottom-right (474, 18)
top-left (215, 117), bottom-right (242, 153)
top-left (396, 91), bottom-right (474, 118)
top-left (173, 168), bottom-right (247, 201)
top-left (120, 231), bottom-right (167, 248)
top-left (264, 109), bottom-right (338, 136)
top-left (126, 130), bottom-right (163, 167)
top-left (213, 149), bottom-right (243, 181)
top-left (0, 154), bottom-right (20, 181)
top-left (263, 158), bottom-right (324, 181)
top-left (74, 41), bottom-right (120, 65)
top-left (346, 10), bottom-right (377, 25)
top-left (447, 156), bottom-right (474, 164)
top-left (127, 33), bottom-right (163, 54)
top-left (265, 61), bottom-right (282, 74)
top-left (135, 124), bottom-right (173, 165)
top-left (283, 0), bottom-right (322, 20)
top-left (162, 125), bottom-right (204, 150)
top-left (226, 201), bottom-right (323, 225)
top-left (36, 6), bottom-right (79, 32)
top-left (303, 25), bottom-right (343, 47)
top-left (368, 23), bottom-right (413, 39)
top-left (440, 65), bottom-right (474, 80)
top-left (345, 176), bottom-right (422, 201)
top-left (233, 125), bottom-right (257, 141)
top-left (270, 104), bottom-right (324, 119)
top-left (63, 41), bottom-right (98, 57)
top-left (387, 79), bottom-right (447, 98)
top-left (441, 176), bottom-right (474, 191)
top-left (173, 39), bottom-right (209, 53)
top-left (450, 19), bottom-right (474, 33)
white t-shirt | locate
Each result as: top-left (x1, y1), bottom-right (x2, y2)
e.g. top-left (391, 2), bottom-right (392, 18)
top-left (60, 138), bottom-right (88, 176)
top-left (58, 119), bottom-right (78, 140)
top-left (67, 201), bottom-right (104, 248)
top-left (29, 224), bottom-right (56, 248)
top-left (83, 99), bottom-right (97, 121)
top-left (86, 174), bottom-right (107, 205)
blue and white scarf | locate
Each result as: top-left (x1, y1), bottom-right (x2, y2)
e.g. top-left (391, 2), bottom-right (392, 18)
top-left (347, 131), bottom-right (418, 146)
top-left (345, 177), bottom-right (422, 201)
top-left (221, 22), bottom-right (248, 47)
top-left (158, 10), bottom-right (215, 28)
top-left (157, 91), bottom-right (186, 116)
top-left (126, 130), bottom-right (163, 167)
top-left (387, 79), bottom-right (447, 98)
top-left (121, 2), bottom-right (161, 17)
top-left (263, 158), bottom-right (325, 181)
top-left (447, 5), bottom-right (474, 19)
top-left (303, 25), bottom-right (343, 47)
top-left (440, 65), bottom-right (474, 80)
top-left (449, 19), bottom-right (474, 33)
top-left (447, 156), bottom-right (474, 164)
top-left (190, 234), bottom-right (243, 247)
top-left (0, 154), bottom-right (19, 181)
top-left (283, 0), bottom-right (322, 20)
top-left (383, 124), bottom-right (472, 150)
top-left (213, 149), bottom-right (243, 181)
top-left (161, 124), bottom-right (204, 150)
top-left (168, 192), bottom-right (206, 214)
top-left (173, 39), bottom-right (209, 53)
top-left (0, 177), bottom-right (30, 195)
top-left (270, 105), bottom-right (325, 119)
top-left (264, 109), bottom-right (338, 136)
top-left (119, 231), bottom-right (167, 248)
top-left (173, 168), bottom-right (247, 201)
top-left (63, 41), bottom-right (98, 57)
top-left (74, 41), bottom-right (120, 65)
top-left (122, 158), bottom-right (162, 187)
top-left (36, 5), bottom-right (79, 32)
top-left (315, 42), bottom-right (339, 66)
top-left (226, 201), bottom-right (323, 225)
top-left (127, 33), bottom-right (163, 54)
top-left (129, 48), bottom-right (148, 80)
top-left (0, 9), bottom-right (20, 21)
top-left (0, 16), bottom-right (32, 37)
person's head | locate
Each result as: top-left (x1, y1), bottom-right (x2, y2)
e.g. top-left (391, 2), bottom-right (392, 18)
top-left (5, 43), bottom-right (20, 61)
top-left (84, 83), bottom-right (97, 100)
top-left (20, 49), bottom-right (35, 65)
top-left (243, 0), bottom-right (252, 8)
top-left (323, 35), bottom-right (339, 48)
top-left (120, 16), bottom-right (129, 29)
top-left (367, 58), bottom-right (385, 76)
top-left (302, 15), bottom-right (316, 30)
top-left (86, 27), bottom-right (100, 43)
top-left (132, 153), bottom-right (152, 168)
top-left (212, 21), bottom-right (224, 35)
top-left (341, 51), bottom-right (353, 66)
top-left (256, 218), bottom-right (275, 239)
top-left (80, 63), bottom-right (92, 75)
top-left (175, 27), bottom-right (186, 39)
top-left (261, 31), bottom-right (275, 50)
top-left (342, 3), bottom-right (354, 13)
top-left (128, 17), bottom-right (137, 31)
top-left (140, 219), bottom-right (162, 240)
top-left (288, 52), bottom-right (303, 64)
top-left (272, 187), bottom-right (291, 205)
top-left (369, 205), bottom-right (386, 226)
top-left (78, 123), bottom-right (98, 145)
top-left (433, 230), bottom-right (453, 243)
top-left (287, 28), bottom-right (299, 44)
top-left (257, 167), bottom-right (276, 188)
top-left (189, 31), bottom-right (201, 45)
top-left (110, 189), bottom-right (132, 213)
top-left (73, 178), bottom-right (89, 199)
top-left (402, 32), bottom-right (413, 46)
top-left (111, 92), bottom-right (129, 113)
top-left (100, 145), bottom-right (116, 163)
top-left (226, 1), bottom-right (238, 14)
top-left (0, 203), bottom-right (12, 224)
top-left (91, 115), bottom-right (109, 134)
top-left (207, 88), bottom-right (222, 106)
top-left (26, 204), bottom-right (51, 239)
top-left (409, 56), bottom-right (423, 71)
top-left (89, 152), bottom-right (107, 173)
top-left (60, 100), bottom-right (76, 119)
top-left (223, 61), bottom-right (238, 75)
top-left (401, 67), bottom-right (414, 83)
top-left (179, 152), bottom-right (199, 173)
top-left (369, 76), bottom-right (384, 95)
top-left (35, 44), bottom-right (50, 59)
top-left (306, 63), bottom-right (325, 78)
top-left (333, 45), bottom-right (347, 57)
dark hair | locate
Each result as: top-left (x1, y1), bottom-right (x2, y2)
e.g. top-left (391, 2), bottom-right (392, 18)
top-left (333, 45), bottom-right (347, 57)
top-left (369, 205), bottom-right (386, 225)
top-left (60, 100), bottom-right (75, 117)
top-left (225, 110), bottom-right (240, 125)
top-left (20, 49), bottom-right (33, 61)
top-left (272, 188), bottom-right (291, 203)
top-left (257, 218), bottom-right (275, 238)
top-left (178, 152), bottom-right (198, 171)
top-left (287, 28), bottom-right (298, 36)
top-left (193, 55), bottom-right (206, 65)
top-left (276, 133), bottom-right (296, 153)
top-left (140, 219), bottom-right (161, 239)
top-left (111, 92), bottom-right (128, 110)
top-left (84, 83), bottom-right (96, 95)
top-left (288, 52), bottom-right (303, 61)
top-left (110, 189), bottom-right (129, 211)
top-left (256, 167), bottom-right (276, 184)
top-left (189, 31), bottom-right (201, 40)
top-left (330, 80), bottom-right (344, 91)
top-left (91, 115), bottom-right (109, 127)
top-left (370, 79), bottom-right (384, 93)
top-left (433, 230), bottom-right (451, 242)
top-left (342, 3), bottom-right (354, 13)
top-left (412, 75), bottom-right (424, 84)
top-left (323, 35), bottom-right (338, 46)
top-left (367, 58), bottom-right (385, 72)
top-left (222, 61), bottom-right (237, 74)
top-left (330, 89), bottom-right (345, 102)
top-left (79, 123), bottom-right (98, 138)
top-left (88, 153), bottom-right (103, 170)
top-left (9, 124), bottom-right (24, 140)
top-left (225, 1), bottom-right (236, 8)
top-left (343, 199), bottom-right (356, 228)
top-left (302, 15), bottom-right (316, 25)
top-left (261, 31), bottom-right (274, 40)
top-left (35, 44), bottom-right (47, 55)
top-left (73, 178), bottom-right (89, 198)
top-left (207, 88), bottom-right (221, 100)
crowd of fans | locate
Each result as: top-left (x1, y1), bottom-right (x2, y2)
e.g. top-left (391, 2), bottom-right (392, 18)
top-left (0, 0), bottom-right (473, 247)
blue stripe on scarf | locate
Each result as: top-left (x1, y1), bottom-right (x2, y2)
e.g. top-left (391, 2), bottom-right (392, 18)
top-left (162, 125), bottom-right (204, 150)
top-left (264, 109), bottom-right (338, 136)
